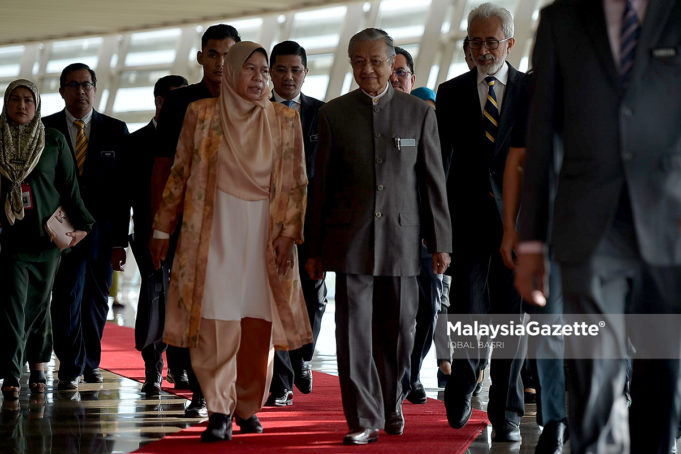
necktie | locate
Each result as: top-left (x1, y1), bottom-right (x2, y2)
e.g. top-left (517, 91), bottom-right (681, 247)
top-left (619, 0), bottom-right (641, 87)
top-left (482, 76), bottom-right (499, 146)
top-left (282, 100), bottom-right (295, 108)
top-left (74, 119), bottom-right (88, 175)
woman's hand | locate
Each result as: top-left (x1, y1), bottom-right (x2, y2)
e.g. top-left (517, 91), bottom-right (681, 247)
top-left (273, 236), bottom-right (295, 275)
top-left (149, 238), bottom-right (169, 270)
top-left (66, 230), bottom-right (87, 248)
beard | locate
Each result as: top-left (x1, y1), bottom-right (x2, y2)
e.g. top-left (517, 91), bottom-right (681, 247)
top-left (476, 54), bottom-right (505, 75)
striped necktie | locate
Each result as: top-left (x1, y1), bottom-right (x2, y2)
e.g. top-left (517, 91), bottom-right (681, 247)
top-left (74, 119), bottom-right (88, 175)
top-left (619, 0), bottom-right (641, 87)
top-left (482, 76), bottom-right (499, 146)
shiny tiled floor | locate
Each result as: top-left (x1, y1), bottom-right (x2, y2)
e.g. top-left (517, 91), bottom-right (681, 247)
top-left (2, 259), bottom-right (673, 453)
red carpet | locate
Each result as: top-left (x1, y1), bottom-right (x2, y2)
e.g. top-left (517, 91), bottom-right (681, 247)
top-left (101, 323), bottom-right (489, 453)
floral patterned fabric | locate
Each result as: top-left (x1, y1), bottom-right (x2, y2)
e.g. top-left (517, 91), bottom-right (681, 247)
top-left (153, 98), bottom-right (312, 350)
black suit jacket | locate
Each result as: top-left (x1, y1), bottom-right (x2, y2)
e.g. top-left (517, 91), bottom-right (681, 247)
top-left (42, 109), bottom-right (129, 247)
top-left (298, 93), bottom-right (325, 180)
top-left (436, 63), bottom-right (531, 255)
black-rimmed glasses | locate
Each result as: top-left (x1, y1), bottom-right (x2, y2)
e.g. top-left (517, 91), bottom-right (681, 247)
top-left (468, 37), bottom-right (513, 50)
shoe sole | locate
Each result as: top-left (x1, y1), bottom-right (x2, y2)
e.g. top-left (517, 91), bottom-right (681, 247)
top-left (343, 436), bottom-right (378, 445)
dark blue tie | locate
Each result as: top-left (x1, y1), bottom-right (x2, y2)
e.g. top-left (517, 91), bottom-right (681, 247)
top-left (620, 0), bottom-right (641, 87)
top-left (482, 76), bottom-right (499, 145)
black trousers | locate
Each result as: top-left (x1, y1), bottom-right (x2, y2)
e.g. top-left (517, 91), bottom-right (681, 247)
top-left (446, 249), bottom-right (526, 426)
top-left (335, 273), bottom-right (418, 430)
top-left (51, 223), bottom-right (112, 379)
top-left (270, 258), bottom-right (327, 393)
top-left (559, 198), bottom-right (681, 454)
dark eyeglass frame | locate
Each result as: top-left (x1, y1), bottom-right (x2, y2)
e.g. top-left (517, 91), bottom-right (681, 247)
top-left (468, 37), bottom-right (513, 50)
top-left (64, 81), bottom-right (96, 91)
top-left (392, 68), bottom-right (412, 78)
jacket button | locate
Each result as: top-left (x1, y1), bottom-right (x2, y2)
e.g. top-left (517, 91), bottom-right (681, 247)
top-left (377, 184), bottom-right (384, 191)
top-left (375, 211), bottom-right (382, 218)
top-left (376, 158), bottom-right (384, 164)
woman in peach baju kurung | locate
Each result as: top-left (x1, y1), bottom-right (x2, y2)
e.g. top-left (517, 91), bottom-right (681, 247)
top-left (150, 41), bottom-right (312, 443)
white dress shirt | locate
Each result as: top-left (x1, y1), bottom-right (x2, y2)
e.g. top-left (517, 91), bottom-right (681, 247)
top-left (477, 61), bottom-right (509, 114)
top-left (272, 90), bottom-right (301, 112)
top-left (64, 108), bottom-right (93, 151)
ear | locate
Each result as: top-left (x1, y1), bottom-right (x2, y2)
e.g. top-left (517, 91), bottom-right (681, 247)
top-left (410, 74), bottom-right (416, 86)
top-left (506, 37), bottom-right (516, 54)
top-left (196, 50), bottom-right (204, 66)
top-left (155, 95), bottom-right (164, 110)
top-left (59, 88), bottom-right (65, 100)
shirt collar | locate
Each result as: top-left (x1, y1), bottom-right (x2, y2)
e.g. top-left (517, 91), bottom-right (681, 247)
top-left (361, 82), bottom-right (390, 104)
top-left (477, 60), bottom-right (509, 86)
top-left (65, 107), bottom-right (93, 125)
top-left (272, 90), bottom-right (301, 105)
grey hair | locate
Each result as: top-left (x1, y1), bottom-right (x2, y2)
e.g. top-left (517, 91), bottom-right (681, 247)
top-left (347, 28), bottom-right (396, 61)
top-left (467, 3), bottom-right (514, 39)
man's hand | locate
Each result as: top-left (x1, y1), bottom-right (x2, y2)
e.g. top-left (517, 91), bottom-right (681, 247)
top-left (111, 247), bottom-right (127, 271)
top-left (305, 258), bottom-right (323, 280)
top-left (149, 238), bottom-right (169, 270)
top-left (273, 236), bottom-right (295, 275)
top-left (66, 230), bottom-right (88, 248)
top-left (432, 252), bottom-right (451, 275)
top-left (500, 227), bottom-right (518, 270)
top-left (514, 252), bottom-right (547, 306)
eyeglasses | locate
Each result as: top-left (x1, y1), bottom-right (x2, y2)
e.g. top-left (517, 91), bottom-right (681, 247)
top-left (64, 81), bottom-right (95, 91)
top-left (468, 37), bottom-right (513, 50)
top-left (392, 68), bottom-right (412, 78)
top-left (350, 57), bottom-right (389, 69)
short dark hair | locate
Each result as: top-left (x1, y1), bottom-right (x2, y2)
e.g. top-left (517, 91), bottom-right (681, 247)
top-left (394, 47), bottom-right (414, 74)
top-left (60, 63), bottom-right (97, 88)
top-left (270, 40), bottom-right (308, 68)
top-left (463, 36), bottom-right (470, 52)
top-left (153, 75), bottom-right (189, 98)
top-left (201, 24), bottom-right (241, 49)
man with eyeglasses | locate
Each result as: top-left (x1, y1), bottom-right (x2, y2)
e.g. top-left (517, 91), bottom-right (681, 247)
top-left (264, 40), bottom-right (326, 408)
top-left (389, 47), bottom-right (416, 94)
top-left (42, 63), bottom-right (130, 391)
top-left (435, 3), bottom-right (531, 443)
top-left (306, 28), bottom-right (451, 445)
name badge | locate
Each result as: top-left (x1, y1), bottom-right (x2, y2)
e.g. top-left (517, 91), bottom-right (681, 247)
top-left (309, 134), bottom-right (318, 142)
top-left (401, 138), bottom-right (416, 147)
top-left (651, 47), bottom-right (677, 58)
top-left (100, 150), bottom-right (115, 158)
top-left (21, 182), bottom-right (33, 209)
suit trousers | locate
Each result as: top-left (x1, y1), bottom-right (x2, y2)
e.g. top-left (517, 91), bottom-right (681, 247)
top-left (402, 247), bottom-right (442, 391)
top-left (0, 250), bottom-right (60, 380)
top-left (190, 317), bottom-right (273, 418)
top-left (446, 249), bottom-right (526, 426)
top-left (559, 202), bottom-right (681, 454)
top-left (270, 260), bottom-right (327, 393)
top-left (51, 223), bottom-right (113, 379)
top-left (335, 273), bottom-right (418, 430)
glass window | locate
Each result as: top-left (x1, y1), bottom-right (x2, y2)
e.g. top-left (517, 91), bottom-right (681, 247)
top-left (125, 28), bottom-right (181, 66)
top-left (113, 69), bottom-right (168, 113)
top-left (290, 6), bottom-right (347, 51)
top-left (304, 53), bottom-right (334, 100)
top-left (377, 0), bottom-right (431, 41)
top-left (39, 77), bottom-right (64, 117)
top-left (47, 38), bottom-right (102, 74)
top-left (0, 46), bottom-right (23, 78)
top-left (225, 18), bottom-right (263, 43)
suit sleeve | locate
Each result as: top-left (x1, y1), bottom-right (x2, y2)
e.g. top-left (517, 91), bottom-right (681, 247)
top-left (110, 121), bottom-right (131, 247)
top-left (436, 84), bottom-right (453, 177)
top-left (305, 108), bottom-right (333, 258)
top-left (417, 107), bottom-right (452, 254)
top-left (152, 105), bottom-right (198, 234)
top-left (54, 131), bottom-right (95, 231)
top-left (518, 7), bottom-right (558, 244)
top-left (156, 92), bottom-right (185, 159)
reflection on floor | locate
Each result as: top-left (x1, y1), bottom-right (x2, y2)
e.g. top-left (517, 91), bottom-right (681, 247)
top-left (6, 261), bottom-right (672, 453)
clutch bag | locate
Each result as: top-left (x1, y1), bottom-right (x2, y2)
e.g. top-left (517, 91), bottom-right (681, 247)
top-left (45, 205), bottom-right (75, 251)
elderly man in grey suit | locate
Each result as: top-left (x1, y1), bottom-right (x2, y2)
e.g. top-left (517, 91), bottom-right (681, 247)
top-left (516, 1), bottom-right (681, 453)
top-left (306, 28), bottom-right (452, 446)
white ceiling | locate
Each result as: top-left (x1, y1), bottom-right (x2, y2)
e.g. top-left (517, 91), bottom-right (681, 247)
top-left (2, 0), bottom-right (341, 46)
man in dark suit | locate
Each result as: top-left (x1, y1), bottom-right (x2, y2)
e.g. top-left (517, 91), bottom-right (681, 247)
top-left (264, 40), bottom-right (326, 408)
top-left (436, 3), bottom-right (530, 443)
top-left (43, 63), bottom-right (129, 391)
top-left (516, 1), bottom-right (681, 453)
top-left (120, 75), bottom-right (188, 396)
top-left (149, 23), bottom-right (240, 418)
top-left (306, 28), bottom-right (451, 445)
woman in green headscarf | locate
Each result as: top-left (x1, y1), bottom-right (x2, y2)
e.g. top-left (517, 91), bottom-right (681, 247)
top-left (0, 79), bottom-right (94, 399)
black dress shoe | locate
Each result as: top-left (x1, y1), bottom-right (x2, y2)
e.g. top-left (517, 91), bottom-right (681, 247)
top-left (406, 381), bottom-right (427, 404)
top-left (265, 389), bottom-right (293, 407)
top-left (235, 414), bottom-right (263, 433)
top-left (473, 369), bottom-right (484, 396)
top-left (294, 359), bottom-right (313, 394)
top-left (385, 406), bottom-right (404, 435)
top-left (167, 369), bottom-right (191, 390)
top-left (343, 428), bottom-right (379, 445)
top-left (141, 372), bottom-right (162, 397)
top-left (83, 368), bottom-right (103, 383)
top-left (57, 377), bottom-right (80, 391)
top-left (536, 420), bottom-right (568, 454)
top-left (201, 413), bottom-right (232, 442)
top-left (185, 393), bottom-right (208, 418)
top-left (444, 382), bottom-right (472, 429)
top-left (493, 420), bottom-right (522, 442)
